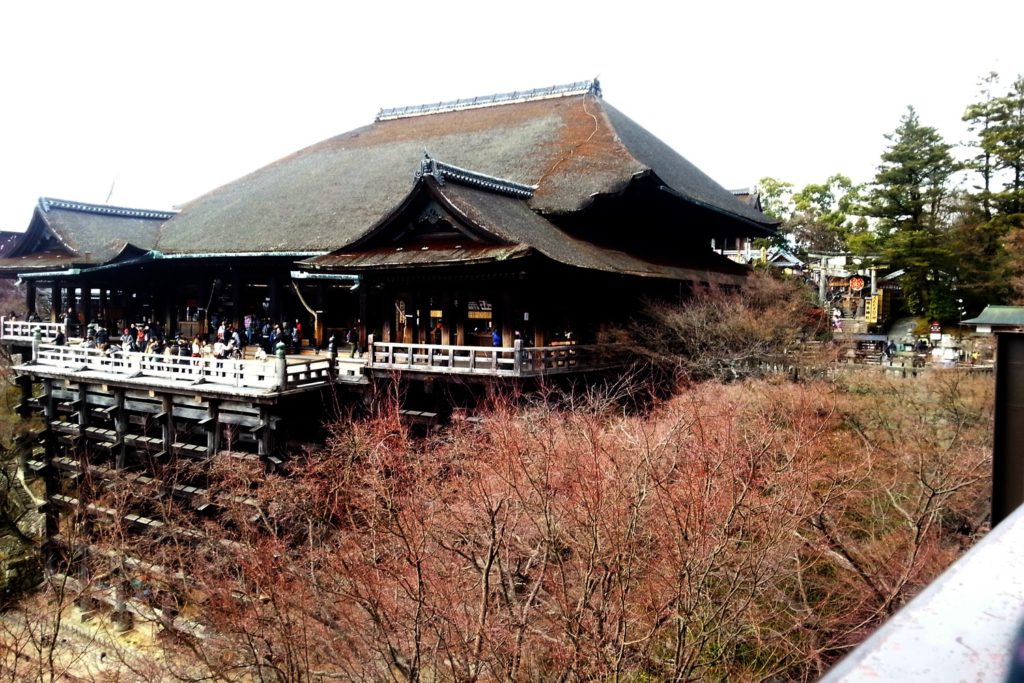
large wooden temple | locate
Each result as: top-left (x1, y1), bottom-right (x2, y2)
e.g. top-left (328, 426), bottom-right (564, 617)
top-left (0, 77), bottom-right (780, 456)
top-left (0, 79), bottom-right (776, 626)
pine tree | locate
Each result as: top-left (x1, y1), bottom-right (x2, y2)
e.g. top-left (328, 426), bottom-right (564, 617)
top-left (866, 107), bottom-right (960, 318)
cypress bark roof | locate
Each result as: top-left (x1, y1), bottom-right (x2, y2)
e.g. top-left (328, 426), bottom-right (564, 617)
top-left (0, 198), bottom-right (171, 274)
top-left (156, 82), bottom-right (775, 255)
top-left (305, 174), bottom-right (748, 285)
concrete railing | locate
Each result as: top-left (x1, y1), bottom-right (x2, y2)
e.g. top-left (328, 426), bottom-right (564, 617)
top-left (820, 502), bottom-right (1024, 682)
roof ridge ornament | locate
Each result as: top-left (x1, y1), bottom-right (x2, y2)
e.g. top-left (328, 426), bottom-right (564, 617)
top-left (37, 197), bottom-right (177, 220)
top-left (377, 79), bottom-right (601, 122)
top-left (415, 156), bottom-right (535, 199)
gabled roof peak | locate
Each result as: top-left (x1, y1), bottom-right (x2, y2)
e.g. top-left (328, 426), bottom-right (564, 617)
top-left (376, 79), bottom-right (601, 122)
top-left (416, 157), bottom-right (535, 199)
top-left (39, 197), bottom-right (176, 221)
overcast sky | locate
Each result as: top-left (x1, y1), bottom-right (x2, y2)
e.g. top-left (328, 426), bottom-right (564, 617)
top-left (1, 1), bottom-right (1022, 230)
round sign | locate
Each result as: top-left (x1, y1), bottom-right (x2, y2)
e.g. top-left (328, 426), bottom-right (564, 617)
top-left (850, 276), bottom-right (865, 292)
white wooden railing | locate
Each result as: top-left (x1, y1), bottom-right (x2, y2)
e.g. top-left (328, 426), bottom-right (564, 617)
top-left (366, 339), bottom-right (610, 377)
top-left (0, 317), bottom-right (68, 343)
top-left (32, 344), bottom-right (281, 390)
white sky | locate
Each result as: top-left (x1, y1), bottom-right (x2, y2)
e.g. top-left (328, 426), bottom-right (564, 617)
top-left (1, 0), bottom-right (1022, 230)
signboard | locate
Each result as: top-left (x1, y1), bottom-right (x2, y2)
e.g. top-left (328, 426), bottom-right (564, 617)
top-left (850, 276), bottom-right (865, 292)
top-left (468, 300), bottom-right (492, 320)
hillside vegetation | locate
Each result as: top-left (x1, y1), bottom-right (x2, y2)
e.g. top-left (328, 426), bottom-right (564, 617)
top-left (1, 370), bottom-right (985, 682)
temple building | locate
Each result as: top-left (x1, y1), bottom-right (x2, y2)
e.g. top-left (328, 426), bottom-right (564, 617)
top-left (0, 79), bottom-right (777, 460)
top-left (0, 79), bottom-right (778, 624)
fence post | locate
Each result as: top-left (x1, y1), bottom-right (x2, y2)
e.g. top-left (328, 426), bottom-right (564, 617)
top-left (0, 316), bottom-right (5, 342)
top-left (328, 334), bottom-right (337, 376)
top-left (31, 328), bottom-right (42, 363)
top-left (275, 341), bottom-right (287, 390)
top-left (513, 339), bottom-right (522, 376)
top-left (366, 334), bottom-right (374, 368)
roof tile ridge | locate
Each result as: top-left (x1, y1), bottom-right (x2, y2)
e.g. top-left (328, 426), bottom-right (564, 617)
top-left (38, 196), bottom-right (177, 220)
top-left (377, 79), bottom-right (601, 121)
top-left (416, 157), bottom-right (535, 199)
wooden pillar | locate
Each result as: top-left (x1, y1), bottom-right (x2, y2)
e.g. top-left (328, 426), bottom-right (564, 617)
top-left (455, 294), bottom-right (465, 346)
top-left (160, 395), bottom-right (173, 455)
top-left (231, 271), bottom-right (242, 331)
top-left (40, 379), bottom-right (59, 541)
top-left (529, 278), bottom-right (545, 347)
top-left (26, 280), bottom-right (37, 316)
top-left (77, 383), bottom-right (89, 432)
top-left (113, 390), bottom-right (127, 470)
top-left (41, 379), bottom-right (56, 454)
top-left (76, 382), bottom-right (89, 463)
top-left (441, 294), bottom-right (451, 346)
top-left (269, 274), bottom-right (281, 322)
top-left (316, 282), bottom-right (326, 348)
top-left (501, 289), bottom-right (513, 348)
top-left (51, 281), bottom-right (62, 323)
top-left (162, 280), bottom-right (173, 336)
top-left (99, 287), bottom-right (108, 322)
top-left (79, 281), bottom-right (91, 330)
top-left (257, 406), bottom-right (272, 458)
top-left (16, 376), bottom-right (33, 419)
top-left (205, 400), bottom-right (220, 457)
top-left (357, 285), bottom-right (368, 349)
top-left (68, 282), bottom-right (79, 334)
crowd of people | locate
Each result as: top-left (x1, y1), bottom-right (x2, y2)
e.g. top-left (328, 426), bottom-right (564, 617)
top-left (52, 313), bottom-right (313, 362)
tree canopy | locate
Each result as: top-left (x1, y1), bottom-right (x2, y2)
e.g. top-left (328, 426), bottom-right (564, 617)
top-left (760, 72), bottom-right (1024, 319)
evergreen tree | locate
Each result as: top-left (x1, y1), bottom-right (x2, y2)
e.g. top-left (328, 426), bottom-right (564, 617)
top-left (989, 75), bottom-right (1024, 218)
top-left (962, 73), bottom-right (1024, 303)
top-left (865, 107), bottom-right (960, 318)
top-left (962, 72), bottom-right (1000, 220)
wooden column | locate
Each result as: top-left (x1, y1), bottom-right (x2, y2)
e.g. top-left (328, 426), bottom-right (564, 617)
top-left (160, 395), bottom-right (173, 456)
top-left (79, 281), bottom-right (91, 330)
top-left (501, 289), bottom-right (513, 348)
top-left (16, 376), bottom-right (33, 419)
top-left (205, 400), bottom-right (220, 457)
top-left (40, 379), bottom-right (58, 541)
top-left (26, 280), bottom-right (37, 316)
top-left (231, 271), bottom-right (242, 331)
top-left (113, 390), bottom-right (127, 470)
top-left (269, 274), bottom-right (281, 322)
top-left (68, 283), bottom-right (79, 333)
top-left (316, 283), bottom-right (326, 348)
top-left (257, 406), bottom-right (272, 458)
top-left (77, 383), bottom-right (89, 432)
top-left (441, 294), bottom-right (451, 346)
top-left (357, 285), bottom-right (368, 349)
top-left (51, 281), bottom-right (62, 323)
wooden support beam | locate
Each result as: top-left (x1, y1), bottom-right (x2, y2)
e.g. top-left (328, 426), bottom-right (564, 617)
top-left (113, 390), bottom-right (127, 470)
top-left (160, 395), bottom-right (173, 455)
